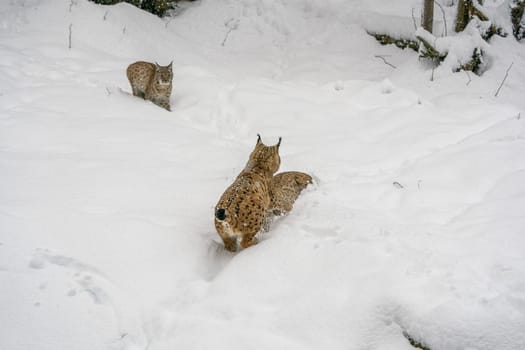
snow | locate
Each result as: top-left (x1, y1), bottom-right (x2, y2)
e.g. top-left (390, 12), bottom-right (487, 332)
top-left (1, 0), bottom-right (525, 349)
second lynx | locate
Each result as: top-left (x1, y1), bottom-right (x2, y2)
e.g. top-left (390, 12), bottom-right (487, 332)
top-left (127, 61), bottom-right (173, 111)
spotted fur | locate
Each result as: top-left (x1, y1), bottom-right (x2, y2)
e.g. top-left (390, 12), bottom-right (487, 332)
top-left (214, 135), bottom-right (281, 252)
top-left (126, 61), bottom-right (173, 111)
top-left (270, 171), bottom-right (312, 216)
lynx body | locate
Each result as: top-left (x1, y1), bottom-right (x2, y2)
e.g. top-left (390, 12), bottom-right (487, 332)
top-left (270, 171), bottom-right (312, 216)
top-left (126, 61), bottom-right (173, 111)
top-left (214, 135), bottom-right (281, 252)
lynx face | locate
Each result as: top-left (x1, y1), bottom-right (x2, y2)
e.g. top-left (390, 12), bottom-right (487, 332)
top-left (154, 63), bottom-right (173, 87)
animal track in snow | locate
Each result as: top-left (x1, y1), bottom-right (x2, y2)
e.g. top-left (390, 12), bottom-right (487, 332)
top-left (29, 249), bottom-right (109, 304)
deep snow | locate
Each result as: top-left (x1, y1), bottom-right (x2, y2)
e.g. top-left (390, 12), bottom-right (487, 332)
top-left (1, 0), bottom-right (524, 349)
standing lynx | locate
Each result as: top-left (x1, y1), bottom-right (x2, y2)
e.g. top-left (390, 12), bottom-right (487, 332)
top-left (214, 135), bottom-right (312, 251)
top-left (126, 61), bottom-right (173, 111)
top-left (214, 135), bottom-right (281, 252)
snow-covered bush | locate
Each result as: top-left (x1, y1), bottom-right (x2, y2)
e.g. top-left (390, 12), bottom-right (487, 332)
top-left (89, 0), bottom-right (195, 17)
top-left (367, 0), bottom-right (513, 75)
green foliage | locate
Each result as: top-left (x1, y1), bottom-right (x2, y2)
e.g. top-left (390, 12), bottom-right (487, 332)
top-left (367, 32), bottom-right (420, 52)
top-left (89, 0), bottom-right (194, 17)
top-left (140, 0), bottom-right (173, 17)
top-left (458, 47), bottom-right (483, 74)
top-left (403, 331), bottom-right (432, 350)
top-left (90, 0), bottom-right (121, 4)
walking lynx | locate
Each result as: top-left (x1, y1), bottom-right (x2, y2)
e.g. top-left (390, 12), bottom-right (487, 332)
top-left (214, 135), bottom-right (312, 252)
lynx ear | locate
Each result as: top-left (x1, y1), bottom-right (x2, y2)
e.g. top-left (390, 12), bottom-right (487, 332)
top-left (276, 137), bottom-right (282, 148)
top-left (256, 134), bottom-right (262, 145)
top-left (168, 61), bottom-right (173, 68)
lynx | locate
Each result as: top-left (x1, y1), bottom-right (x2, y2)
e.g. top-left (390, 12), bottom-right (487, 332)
top-left (214, 135), bottom-right (281, 252)
top-left (270, 171), bottom-right (312, 216)
top-left (126, 61), bottom-right (173, 111)
top-left (214, 136), bottom-right (312, 252)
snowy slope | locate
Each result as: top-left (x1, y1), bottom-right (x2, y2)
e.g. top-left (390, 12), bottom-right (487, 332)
top-left (1, 0), bottom-right (525, 349)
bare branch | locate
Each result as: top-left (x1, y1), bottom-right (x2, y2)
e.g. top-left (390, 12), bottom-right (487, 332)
top-left (221, 28), bottom-right (234, 47)
top-left (68, 23), bottom-right (72, 49)
top-left (434, 0), bottom-right (448, 36)
top-left (221, 19), bottom-right (239, 47)
top-left (411, 8), bottom-right (418, 30)
top-left (393, 182), bottom-right (404, 189)
top-left (494, 62), bottom-right (514, 97)
top-left (464, 68), bottom-right (472, 85)
top-left (459, 59), bottom-right (472, 85)
top-left (374, 55), bottom-right (397, 69)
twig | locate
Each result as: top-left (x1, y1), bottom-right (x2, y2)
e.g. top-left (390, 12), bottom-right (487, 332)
top-left (222, 19), bottom-right (239, 47)
top-left (103, 11), bottom-right (108, 21)
top-left (393, 181), bottom-right (404, 189)
top-left (434, 0), bottom-right (448, 36)
top-left (464, 68), bottom-right (472, 85)
top-left (411, 8), bottom-right (418, 30)
top-left (221, 28), bottom-right (234, 46)
top-left (68, 23), bottom-right (73, 49)
top-left (459, 59), bottom-right (472, 85)
top-left (105, 87), bottom-right (112, 96)
top-left (494, 62), bottom-right (514, 97)
top-left (374, 55), bottom-right (397, 69)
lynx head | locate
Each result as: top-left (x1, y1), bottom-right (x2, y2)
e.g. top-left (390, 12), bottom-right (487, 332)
top-left (154, 61), bottom-right (173, 86)
top-left (246, 134), bottom-right (281, 174)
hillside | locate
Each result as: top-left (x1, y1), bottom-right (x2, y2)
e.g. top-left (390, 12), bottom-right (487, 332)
top-left (1, 1), bottom-right (524, 349)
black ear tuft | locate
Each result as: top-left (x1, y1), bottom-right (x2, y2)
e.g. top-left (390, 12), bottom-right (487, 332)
top-left (277, 137), bottom-right (282, 148)
top-left (215, 208), bottom-right (226, 221)
top-left (256, 134), bottom-right (262, 145)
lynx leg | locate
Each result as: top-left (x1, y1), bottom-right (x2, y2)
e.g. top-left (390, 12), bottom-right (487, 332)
top-left (158, 99), bottom-right (171, 111)
top-left (240, 233), bottom-right (258, 249)
top-left (132, 86), bottom-right (145, 98)
top-left (262, 211), bottom-right (274, 232)
top-left (222, 236), bottom-right (238, 252)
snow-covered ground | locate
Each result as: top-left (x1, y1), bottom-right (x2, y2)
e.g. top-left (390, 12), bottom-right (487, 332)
top-left (1, 0), bottom-right (524, 349)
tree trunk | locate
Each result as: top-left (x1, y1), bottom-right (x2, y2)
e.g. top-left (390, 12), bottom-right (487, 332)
top-left (511, 0), bottom-right (525, 40)
top-left (455, 0), bottom-right (472, 32)
top-left (422, 0), bottom-right (434, 33)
